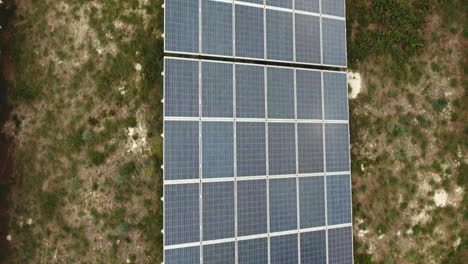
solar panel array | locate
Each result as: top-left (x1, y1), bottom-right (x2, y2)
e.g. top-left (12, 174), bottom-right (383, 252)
top-left (163, 57), bottom-right (353, 263)
top-left (165, 0), bottom-right (347, 67)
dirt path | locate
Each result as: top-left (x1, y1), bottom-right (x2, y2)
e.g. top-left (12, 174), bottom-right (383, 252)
top-left (0, 0), bottom-right (17, 262)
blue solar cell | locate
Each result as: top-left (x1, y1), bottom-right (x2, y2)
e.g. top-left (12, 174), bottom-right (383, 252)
top-left (236, 122), bottom-right (266, 176)
top-left (202, 61), bottom-right (233, 117)
top-left (202, 122), bottom-right (234, 178)
top-left (164, 121), bottom-right (199, 180)
top-left (325, 124), bottom-right (350, 172)
top-left (266, 0), bottom-right (293, 8)
top-left (300, 230), bottom-right (326, 264)
top-left (299, 176), bottom-right (325, 228)
top-left (322, 18), bottom-right (347, 67)
top-left (235, 5), bottom-right (264, 59)
top-left (295, 0), bottom-right (320, 12)
top-left (297, 123), bottom-right (324, 173)
top-left (202, 0), bottom-right (233, 56)
top-left (238, 238), bottom-right (268, 264)
top-left (270, 234), bottom-right (298, 264)
top-left (323, 71), bottom-right (348, 120)
top-left (164, 59), bottom-right (199, 117)
top-left (235, 64), bottom-right (265, 118)
top-left (236, 0), bottom-right (263, 4)
top-left (165, 0), bottom-right (199, 53)
top-left (296, 69), bottom-right (322, 120)
top-left (267, 67), bottom-right (294, 119)
top-left (322, 0), bottom-right (345, 17)
top-left (237, 180), bottom-right (268, 236)
top-left (327, 174), bottom-right (351, 225)
top-left (269, 178), bottom-right (297, 232)
top-left (203, 242), bottom-right (235, 264)
top-left (328, 227), bottom-right (353, 264)
top-left (203, 182), bottom-right (235, 240)
top-left (266, 10), bottom-right (293, 61)
top-left (164, 184), bottom-right (199, 245)
top-left (295, 14), bottom-right (321, 64)
top-left (164, 246), bottom-right (200, 264)
top-left (268, 123), bottom-right (296, 175)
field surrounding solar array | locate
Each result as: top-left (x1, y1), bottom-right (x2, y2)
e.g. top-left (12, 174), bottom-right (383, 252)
top-left (163, 56), bottom-right (352, 263)
top-left (164, 0), bottom-right (347, 67)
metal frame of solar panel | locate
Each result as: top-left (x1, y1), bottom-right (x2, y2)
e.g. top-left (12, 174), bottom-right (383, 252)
top-left (164, 0), bottom-right (347, 68)
top-left (162, 56), bottom-right (353, 264)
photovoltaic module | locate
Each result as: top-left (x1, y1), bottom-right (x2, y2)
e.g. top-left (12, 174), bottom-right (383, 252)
top-left (162, 1), bottom-right (353, 263)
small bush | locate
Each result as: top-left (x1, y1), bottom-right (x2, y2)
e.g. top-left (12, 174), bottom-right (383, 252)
top-left (65, 128), bottom-right (85, 152)
top-left (40, 191), bottom-right (60, 219)
top-left (124, 116), bottom-right (137, 127)
top-left (119, 161), bottom-right (136, 177)
top-left (88, 150), bottom-right (106, 166)
top-left (117, 221), bottom-right (131, 235)
top-left (431, 62), bottom-right (443, 73)
top-left (431, 98), bottom-right (449, 112)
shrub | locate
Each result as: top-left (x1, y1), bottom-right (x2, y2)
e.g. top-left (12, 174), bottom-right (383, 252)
top-left (40, 191), bottom-right (60, 219)
top-left (431, 62), bottom-right (443, 72)
top-left (431, 98), bottom-right (449, 112)
top-left (117, 221), bottom-right (131, 235)
top-left (119, 161), bottom-right (136, 177)
top-left (88, 150), bottom-right (106, 166)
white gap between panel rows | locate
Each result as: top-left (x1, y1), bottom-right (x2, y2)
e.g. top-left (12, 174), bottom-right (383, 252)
top-left (164, 223), bottom-right (352, 250)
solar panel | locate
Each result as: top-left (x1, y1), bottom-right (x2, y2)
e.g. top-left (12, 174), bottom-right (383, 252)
top-left (237, 179), bottom-right (268, 236)
top-left (269, 178), bottom-right (297, 232)
top-left (267, 67), bottom-right (294, 119)
top-left (235, 5), bottom-right (264, 59)
top-left (203, 242), bottom-right (236, 264)
top-left (297, 123), bottom-right (324, 173)
top-left (202, 61), bottom-right (233, 117)
top-left (236, 122), bottom-right (267, 177)
top-left (328, 227), bottom-right (354, 264)
top-left (202, 0), bottom-right (233, 56)
top-left (268, 123), bottom-right (296, 175)
top-left (322, 17), bottom-right (347, 67)
top-left (270, 234), bottom-right (299, 264)
top-left (322, 0), bottom-right (346, 18)
top-left (164, 58), bottom-right (199, 117)
top-left (325, 123), bottom-right (350, 172)
top-left (299, 176), bottom-right (326, 228)
top-left (163, 57), bottom-right (352, 263)
top-left (238, 238), bottom-right (268, 264)
top-left (300, 230), bottom-right (327, 264)
top-left (202, 181), bottom-right (235, 240)
top-left (165, 0), bottom-right (199, 54)
top-left (202, 122), bottom-right (234, 178)
top-left (295, 0), bottom-right (320, 13)
top-left (164, 246), bottom-right (200, 264)
top-left (327, 174), bottom-right (352, 225)
top-left (164, 121), bottom-right (199, 180)
top-left (296, 69), bottom-right (322, 120)
top-left (164, 184), bottom-right (200, 245)
top-left (235, 64), bottom-right (265, 118)
top-left (295, 14), bottom-right (321, 64)
top-left (266, 0), bottom-right (293, 9)
top-left (323, 71), bottom-right (349, 120)
top-left (266, 9), bottom-right (294, 62)
top-left (164, 0), bottom-right (347, 67)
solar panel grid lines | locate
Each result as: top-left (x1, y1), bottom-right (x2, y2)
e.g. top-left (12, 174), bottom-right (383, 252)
top-left (293, 66), bottom-right (302, 264)
top-left (320, 69), bottom-right (330, 264)
top-left (164, 0), bottom-right (347, 67)
top-left (232, 61), bottom-right (240, 264)
top-left (163, 0), bottom-right (352, 255)
top-left (199, 58), bottom-right (203, 263)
